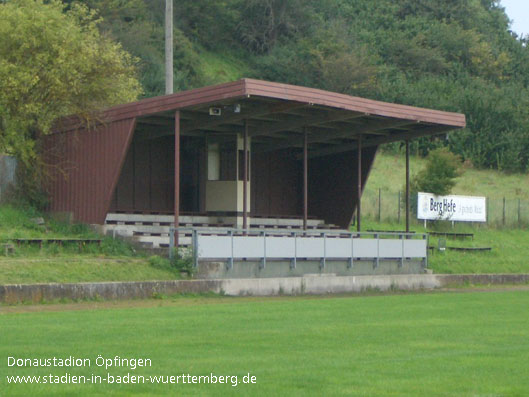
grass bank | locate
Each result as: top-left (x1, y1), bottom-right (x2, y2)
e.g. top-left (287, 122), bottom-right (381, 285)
top-left (0, 206), bottom-right (180, 284)
top-left (361, 150), bottom-right (529, 274)
top-left (0, 257), bottom-right (179, 285)
top-left (1, 204), bottom-right (528, 283)
top-left (2, 291), bottom-right (529, 395)
top-left (362, 218), bottom-right (529, 274)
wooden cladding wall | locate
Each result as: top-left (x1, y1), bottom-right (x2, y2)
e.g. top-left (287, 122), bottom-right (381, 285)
top-left (251, 149), bottom-right (302, 217)
top-left (110, 135), bottom-right (203, 214)
top-left (43, 115), bottom-right (376, 226)
top-left (308, 147), bottom-right (377, 229)
top-left (43, 118), bottom-right (136, 224)
top-left (250, 146), bottom-right (377, 228)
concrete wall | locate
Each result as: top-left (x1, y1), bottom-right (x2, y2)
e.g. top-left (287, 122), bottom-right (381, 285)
top-left (0, 280), bottom-right (223, 304)
top-left (2, 274), bottom-right (528, 304)
top-left (196, 259), bottom-right (425, 279)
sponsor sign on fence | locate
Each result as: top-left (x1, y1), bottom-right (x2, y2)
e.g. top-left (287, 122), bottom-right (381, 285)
top-left (417, 192), bottom-right (486, 222)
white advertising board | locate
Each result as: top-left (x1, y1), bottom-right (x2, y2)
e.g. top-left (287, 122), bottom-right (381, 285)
top-left (417, 192), bottom-right (486, 222)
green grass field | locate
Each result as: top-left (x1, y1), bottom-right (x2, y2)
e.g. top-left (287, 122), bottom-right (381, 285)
top-left (2, 290), bottom-right (529, 396)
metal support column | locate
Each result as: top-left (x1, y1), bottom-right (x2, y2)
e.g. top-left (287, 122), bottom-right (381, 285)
top-left (303, 127), bottom-right (308, 231)
top-left (405, 139), bottom-right (410, 233)
top-left (357, 135), bottom-right (362, 232)
top-left (174, 110), bottom-right (180, 247)
top-left (243, 119), bottom-right (248, 231)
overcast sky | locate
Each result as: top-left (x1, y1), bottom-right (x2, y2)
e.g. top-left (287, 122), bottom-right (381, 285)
top-left (501, 0), bottom-right (529, 37)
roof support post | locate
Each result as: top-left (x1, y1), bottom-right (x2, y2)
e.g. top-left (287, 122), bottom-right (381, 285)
top-left (174, 110), bottom-right (180, 248)
top-left (303, 127), bottom-right (308, 231)
top-left (243, 119), bottom-right (248, 231)
top-left (405, 139), bottom-right (410, 233)
top-left (357, 134), bottom-right (362, 232)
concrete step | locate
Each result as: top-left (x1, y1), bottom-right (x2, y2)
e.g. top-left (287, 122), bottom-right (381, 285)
top-left (103, 224), bottom-right (237, 237)
top-left (249, 218), bottom-right (324, 227)
top-left (134, 235), bottom-right (191, 249)
top-left (105, 213), bottom-right (215, 225)
top-left (101, 225), bottom-right (191, 249)
top-left (105, 213), bottom-right (326, 228)
top-left (103, 213), bottom-right (344, 250)
top-left (104, 222), bottom-right (345, 236)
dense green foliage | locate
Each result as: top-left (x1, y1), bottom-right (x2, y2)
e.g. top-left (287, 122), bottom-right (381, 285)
top-left (3, 291), bottom-right (529, 395)
top-left (406, 147), bottom-right (462, 215)
top-left (411, 147), bottom-right (462, 195)
top-left (75, 0), bottom-right (529, 172)
top-left (0, 0), bottom-right (142, 166)
top-left (0, 0), bottom-right (142, 207)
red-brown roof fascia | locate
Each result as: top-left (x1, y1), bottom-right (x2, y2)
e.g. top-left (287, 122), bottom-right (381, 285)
top-left (243, 79), bottom-right (465, 127)
top-left (58, 78), bottom-right (466, 132)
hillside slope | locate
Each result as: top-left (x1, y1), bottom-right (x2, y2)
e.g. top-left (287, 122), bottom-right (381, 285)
top-left (366, 152), bottom-right (529, 200)
top-left (82, 0), bottom-right (529, 172)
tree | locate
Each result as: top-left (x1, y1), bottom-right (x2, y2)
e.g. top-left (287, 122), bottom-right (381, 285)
top-left (237, 0), bottom-right (312, 54)
top-left (0, 0), bottom-right (142, 167)
top-left (411, 147), bottom-right (462, 197)
top-left (406, 148), bottom-right (462, 216)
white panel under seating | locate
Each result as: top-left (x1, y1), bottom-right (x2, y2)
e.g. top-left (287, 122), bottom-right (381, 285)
top-left (296, 237), bottom-right (325, 258)
top-left (404, 239), bottom-right (427, 258)
top-left (379, 239), bottom-right (403, 258)
top-left (353, 239), bottom-right (378, 258)
top-left (325, 238), bottom-right (352, 258)
top-left (197, 235), bottom-right (232, 258)
top-left (233, 236), bottom-right (265, 258)
top-left (196, 234), bottom-right (426, 261)
top-left (264, 236), bottom-right (296, 258)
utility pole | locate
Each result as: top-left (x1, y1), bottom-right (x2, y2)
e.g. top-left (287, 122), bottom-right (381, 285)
top-left (165, 0), bottom-right (173, 94)
top-left (405, 140), bottom-right (410, 233)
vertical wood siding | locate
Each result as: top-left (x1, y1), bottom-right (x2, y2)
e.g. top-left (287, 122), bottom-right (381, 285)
top-left (308, 147), bottom-right (377, 228)
top-left (43, 118), bottom-right (136, 224)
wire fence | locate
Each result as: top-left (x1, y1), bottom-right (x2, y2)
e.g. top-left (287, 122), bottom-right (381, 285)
top-left (362, 189), bottom-right (529, 228)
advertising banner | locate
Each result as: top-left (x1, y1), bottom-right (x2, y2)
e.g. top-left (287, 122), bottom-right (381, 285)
top-left (417, 192), bottom-right (486, 222)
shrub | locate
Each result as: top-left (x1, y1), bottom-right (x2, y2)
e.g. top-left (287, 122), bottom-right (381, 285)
top-left (149, 250), bottom-right (194, 277)
top-left (170, 249), bottom-right (195, 276)
top-left (407, 147), bottom-right (462, 214)
top-left (412, 147), bottom-right (462, 195)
